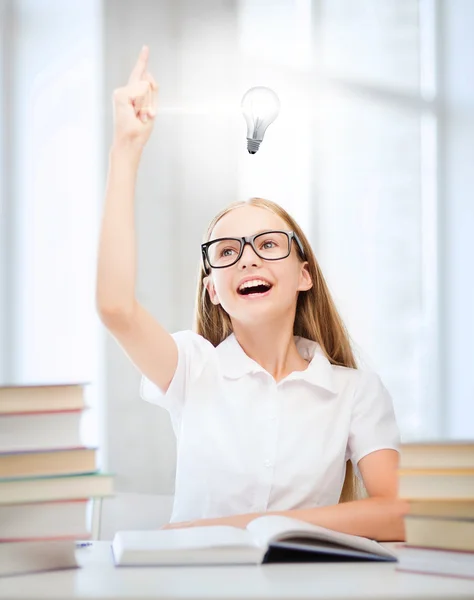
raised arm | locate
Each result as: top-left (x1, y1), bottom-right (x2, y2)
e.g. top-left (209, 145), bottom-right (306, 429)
top-left (96, 46), bottom-right (178, 393)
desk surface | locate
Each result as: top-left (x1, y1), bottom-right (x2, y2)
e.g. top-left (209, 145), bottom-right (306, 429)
top-left (0, 542), bottom-right (474, 600)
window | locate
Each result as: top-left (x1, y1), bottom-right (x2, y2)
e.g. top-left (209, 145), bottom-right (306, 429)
top-left (312, 0), bottom-right (439, 439)
top-left (0, 0), bottom-right (103, 447)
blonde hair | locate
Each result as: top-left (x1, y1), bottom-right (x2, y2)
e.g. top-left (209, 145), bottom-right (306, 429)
top-left (193, 197), bottom-right (362, 503)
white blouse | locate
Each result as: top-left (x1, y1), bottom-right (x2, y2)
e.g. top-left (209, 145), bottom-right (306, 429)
top-left (140, 331), bottom-right (400, 523)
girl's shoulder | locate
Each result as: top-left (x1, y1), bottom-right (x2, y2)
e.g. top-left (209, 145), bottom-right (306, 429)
top-left (330, 363), bottom-right (391, 402)
top-left (171, 330), bottom-right (216, 353)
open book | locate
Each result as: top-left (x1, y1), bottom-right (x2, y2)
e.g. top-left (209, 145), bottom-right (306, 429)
top-left (112, 515), bottom-right (397, 566)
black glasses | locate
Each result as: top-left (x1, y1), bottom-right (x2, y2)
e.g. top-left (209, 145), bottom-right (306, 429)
top-left (201, 230), bottom-right (305, 274)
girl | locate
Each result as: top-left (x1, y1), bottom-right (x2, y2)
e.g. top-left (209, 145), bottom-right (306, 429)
top-left (97, 46), bottom-right (408, 541)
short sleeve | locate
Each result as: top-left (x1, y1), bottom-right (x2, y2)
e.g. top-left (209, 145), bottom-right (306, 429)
top-left (139, 330), bottom-right (214, 414)
top-left (346, 371), bottom-right (400, 469)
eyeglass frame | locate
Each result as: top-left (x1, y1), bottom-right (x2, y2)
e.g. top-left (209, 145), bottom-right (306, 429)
top-left (201, 230), bottom-right (306, 275)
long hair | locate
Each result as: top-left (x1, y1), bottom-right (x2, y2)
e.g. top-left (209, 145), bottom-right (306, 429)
top-left (193, 197), bottom-right (362, 503)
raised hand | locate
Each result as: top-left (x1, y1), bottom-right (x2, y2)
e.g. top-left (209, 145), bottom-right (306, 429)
top-left (111, 45), bottom-right (158, 148)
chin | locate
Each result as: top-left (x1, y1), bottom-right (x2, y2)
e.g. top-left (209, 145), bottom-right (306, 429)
top-left (229, 305), bottom-right (288, 328)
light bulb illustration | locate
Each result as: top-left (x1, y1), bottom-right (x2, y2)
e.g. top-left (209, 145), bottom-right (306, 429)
top-left (241, 87), bottom-right (280, 154)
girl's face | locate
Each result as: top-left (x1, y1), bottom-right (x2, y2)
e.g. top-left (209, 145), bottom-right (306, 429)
top-left (204, 205), bottom-right (312, 326)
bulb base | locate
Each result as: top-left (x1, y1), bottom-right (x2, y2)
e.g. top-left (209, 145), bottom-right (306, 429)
top-left (247, 138), bottom-right (261, 154)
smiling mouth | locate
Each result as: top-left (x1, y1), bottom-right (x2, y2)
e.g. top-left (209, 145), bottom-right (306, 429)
top-left (237, 281), bottom-right (273, 297)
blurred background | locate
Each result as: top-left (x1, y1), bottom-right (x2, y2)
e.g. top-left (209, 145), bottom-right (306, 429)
top-left (1, 0), bottom-right (473, 534)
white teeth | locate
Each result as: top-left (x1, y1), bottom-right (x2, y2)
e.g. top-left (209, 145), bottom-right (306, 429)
top-left (238, 279), bottom-right (271, 291)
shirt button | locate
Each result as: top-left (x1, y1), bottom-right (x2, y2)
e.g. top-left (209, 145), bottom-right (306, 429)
top-left (269, 415), bottom-right (277, 421)
top-left (263, 459), bottom-right (272, 468)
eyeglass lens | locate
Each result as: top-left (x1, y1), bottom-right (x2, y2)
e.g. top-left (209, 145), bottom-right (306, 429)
top-left (207, 231), bottom-right (290, 268)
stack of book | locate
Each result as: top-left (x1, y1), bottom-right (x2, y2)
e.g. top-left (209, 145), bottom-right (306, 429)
top-left (0, 384), bottom-right (114, 577)
top-left (397, 441), bottom-right (474, 580)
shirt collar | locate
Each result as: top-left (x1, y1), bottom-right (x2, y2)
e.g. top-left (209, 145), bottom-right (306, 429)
top-left (216, 333), bottom-right (338, 394)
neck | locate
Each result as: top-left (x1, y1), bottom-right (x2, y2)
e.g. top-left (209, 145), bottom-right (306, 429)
top-left (231, 313), bottom-right (308, 382)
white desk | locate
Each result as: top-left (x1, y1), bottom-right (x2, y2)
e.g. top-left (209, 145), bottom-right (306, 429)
top-left (0, 542), bottom-right (474, 600)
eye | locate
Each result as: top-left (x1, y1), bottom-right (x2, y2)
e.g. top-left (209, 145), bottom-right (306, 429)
top-left (260, 239), bottom-right (278, 250)
top-left (221, 247), bottom-right (237, 257)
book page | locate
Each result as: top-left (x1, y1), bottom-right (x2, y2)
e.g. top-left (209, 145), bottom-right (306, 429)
top-left (115, 526), bottom-right (256, 552)
top-left (246, 515), bottom-right (395, 558)
top-left (247, 516), bottom-right (321, 547)
top-left (112, 527), bottom-right (264, 566)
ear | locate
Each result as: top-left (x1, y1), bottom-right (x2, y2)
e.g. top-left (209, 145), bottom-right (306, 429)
top-left (203, 275), bottom-right (220, 305)
top-left (297, 262), bottom-right (313, 292)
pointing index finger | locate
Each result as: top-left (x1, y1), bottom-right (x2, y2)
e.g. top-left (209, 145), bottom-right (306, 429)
top-left (128, 45), bottom-right (149, 84)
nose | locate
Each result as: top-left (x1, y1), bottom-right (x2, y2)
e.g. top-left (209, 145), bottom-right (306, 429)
top-left (238, 241), bottom-right (262, 269)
